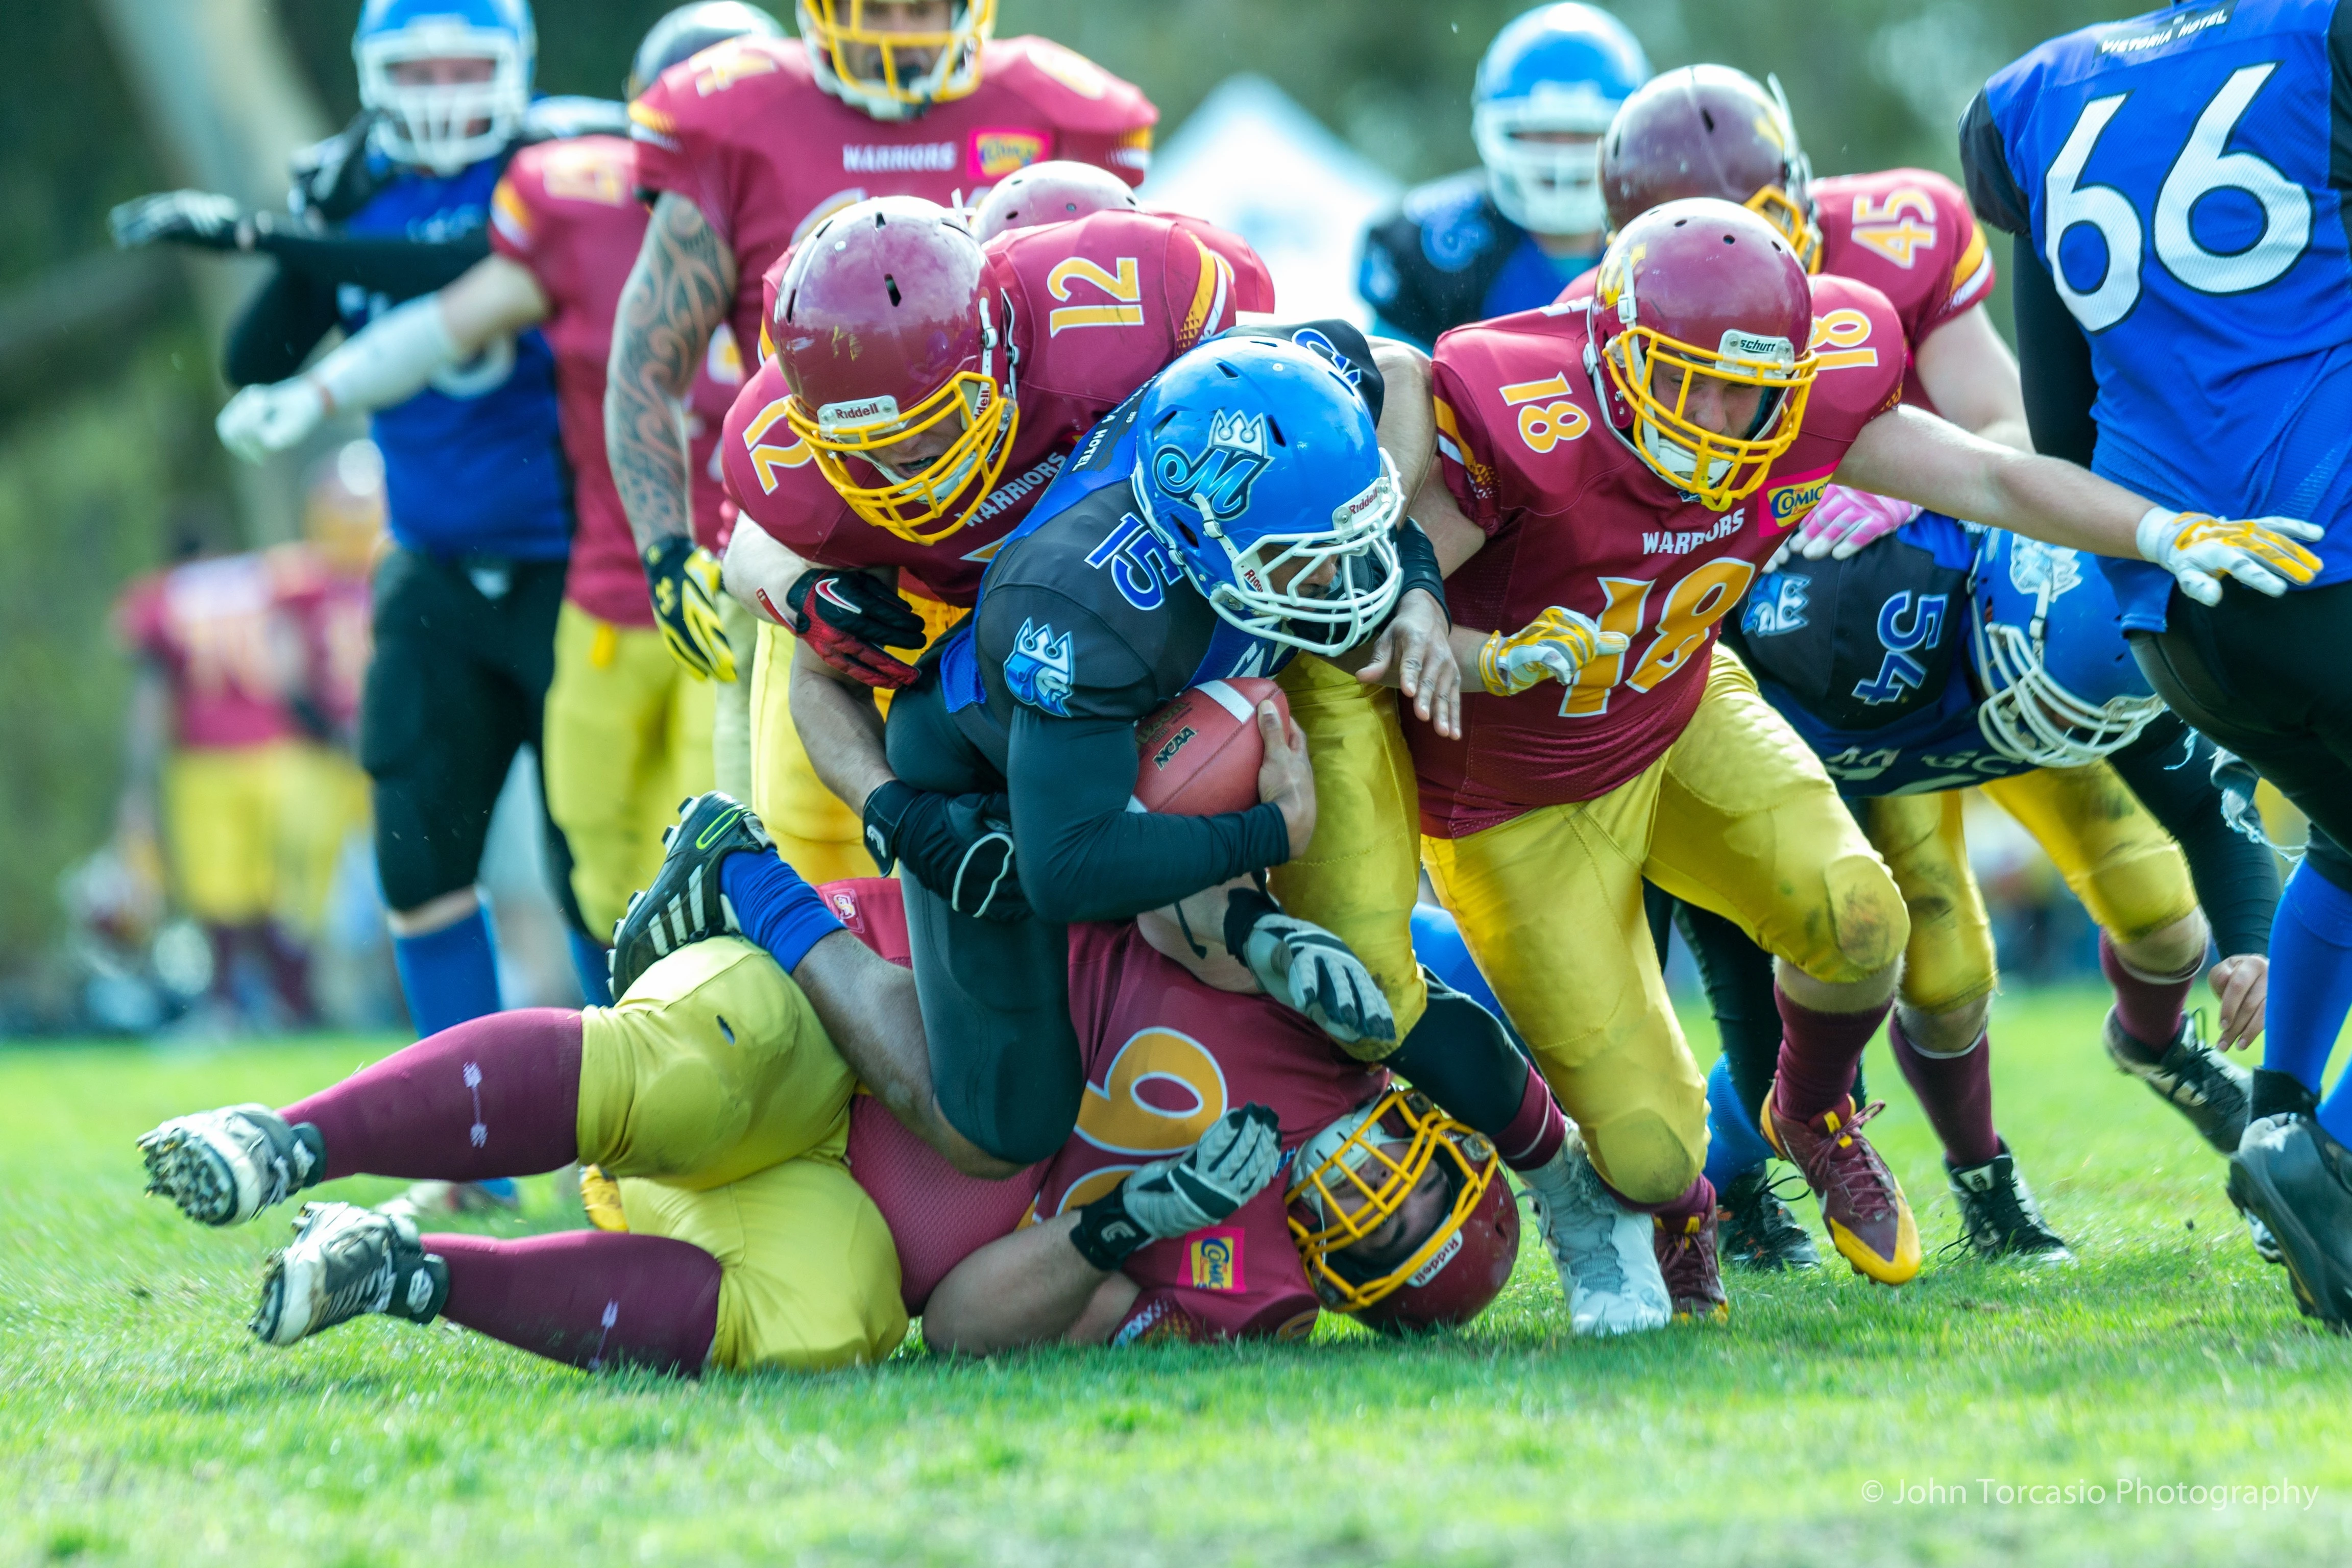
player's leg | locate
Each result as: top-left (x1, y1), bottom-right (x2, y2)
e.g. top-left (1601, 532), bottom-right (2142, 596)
top-left (750, 618), bottom-right (879, 884)
top-left (543, 603), bottom-right (682, 943)
top-left (163, 742), bottom-right (283, 1021)
top-left (712, 593), bottom-right (758, 802)
top-left (1643, 650), bottom-right (1918, 1284)
top-left (1981, 763), bottom-right (2247, 1154)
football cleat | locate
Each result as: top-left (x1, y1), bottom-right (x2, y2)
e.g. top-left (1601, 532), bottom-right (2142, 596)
top-left (1716, 1167), bottom-right (1820, 1271)
top-left (608, 792), bottom-right (773, 999)
top-left (1946, 1144), bottom-right (2073, 1264)
top-left (2104, 1010), bottom-right (2249, 1156)
top-left (1763, 1089), bottom-right (1921, 1285)
top-left (1656, 1206), bottom-right (1729, 1322)
top-left (1527, 1132), bottom-right (1670, 1336)
top-left (2228, 1114), bottom-right (2352, 1331)
top-left (253, 1202), bottom-right (448, 1349)
top-left (138, 1104), bottom-right (323, 1227)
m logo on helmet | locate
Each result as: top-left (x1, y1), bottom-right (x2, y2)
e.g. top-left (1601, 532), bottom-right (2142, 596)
top-left (1152, 411), bottom-right (1271, 524)
top-left (1003, 618), bottom-right (1075, 716)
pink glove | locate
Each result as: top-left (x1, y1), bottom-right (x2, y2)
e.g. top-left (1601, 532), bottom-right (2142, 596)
top-left (1768, 485), bottom-right (1922, 570)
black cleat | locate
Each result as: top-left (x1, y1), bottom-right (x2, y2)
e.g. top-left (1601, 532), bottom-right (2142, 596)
top-left (608, 792), bottom-right (774, 999)
top-left (2104, 1010), bottom-right (2250, 1156)
top-left (2228, 1114), bottom-right (2352, 1330)
top-left (1716, 1167), bottom-right (1820, 1272)
top-left (1946, 1144), bottom-right (2073, 1264)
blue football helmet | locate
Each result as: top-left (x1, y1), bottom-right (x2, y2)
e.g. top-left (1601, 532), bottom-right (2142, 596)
top-left (1131, 337), bottom-right (1404, 657)
top-left (1472, 4), bottom-right (1651, 236)
top-left (1970, 530), bottom-right (2166, 768)
top-left (354, 0), bottom-right (536, 174)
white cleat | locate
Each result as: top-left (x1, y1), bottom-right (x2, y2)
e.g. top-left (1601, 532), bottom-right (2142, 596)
top-left (254, 1202), bottom-right (448, 1348)
top-left (1528, 1131), bottom-right (1671, 1337)
top-left (137, 1104), bottom-right (321, 1227)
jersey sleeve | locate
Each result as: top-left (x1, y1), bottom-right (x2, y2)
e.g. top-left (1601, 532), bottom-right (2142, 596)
top-left (626, 37), bottom-right (792, 246)
top-left (1428, 337), bottom-right (1515, 534)
top-left (1958, 89), bottom-right (2033, 238)
top-left (1803, 275), bottom-right (1910, 442)
top-left (487, 158), bottom-right (543, 264)
top-left (1157, 218), bottom-right (1250, 356)
top-left (114, 576), bottom-right (168, 658)
top-left (718, 357), bottom-right (844, 558)
top-left (999, 38), bottom-right (1158, 188)
top-left (980, 582), bottom-right (1160, 720)
top-left (1165, 214), bottom-right (1275, 314)
top-left (1916, 171), bottom-right (1995, 334)
top-left (1357, 210), bottom-right (1443, 350)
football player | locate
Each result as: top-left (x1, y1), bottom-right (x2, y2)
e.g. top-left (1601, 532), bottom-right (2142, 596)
top-left (1695, 520), bottom-right (2277, 1265)
top-left (607, 2), bottom-right (1156, 878)
top-left (212, 5), bottom-right (783, 978)
top-left (1963, 0), bottom-right (2352, 1328)
top-left (1404, 197), bottom-right (2317, 1309)
top-left (967, 158), bottom-right (1139, 241)
top-left (133, 798), bottom-right (1525, 1367)
top-left (1357, 4), bottom-right (1651, 349)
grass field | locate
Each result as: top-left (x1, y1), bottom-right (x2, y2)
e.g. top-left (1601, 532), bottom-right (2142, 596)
top-left (4, 987), bottom-right (2348, 1567)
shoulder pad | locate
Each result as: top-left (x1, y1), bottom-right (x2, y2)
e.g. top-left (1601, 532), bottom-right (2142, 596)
top-left (984, 37), bottom-right (1159, 136)
top-left (288, 113), bottom-right (384, 221)
top-left (517, 97), bottom-right (632, 145)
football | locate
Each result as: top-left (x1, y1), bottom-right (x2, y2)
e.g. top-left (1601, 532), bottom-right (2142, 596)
top-left (1131, 677), bottom-right (1288, 815)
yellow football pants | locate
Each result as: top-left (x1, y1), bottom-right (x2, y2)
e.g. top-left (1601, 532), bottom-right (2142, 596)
top-left (747, 595), bottom-right (966, 885)
top-left (1268, 655), bottom-right (1430, 1048)
top-left (544, 605), bottom-right (717, 937)
top-left (164, 742), bottom-right (300, 925)
top-left (272, 742), bottom-right (371, 937)
top-left (1424, 650), bottom-right (1908, 1203)
top-left (578, 936), bottom-right (907, 1370)
top-left (712, 594), bottom-right (757, 804)
top-left (1864, 763), bottom-right (2199, 1015)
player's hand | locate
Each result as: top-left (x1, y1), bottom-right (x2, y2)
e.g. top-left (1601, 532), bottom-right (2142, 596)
top-left (642, 536), bottom-right (737, 682)
top-left (1225, 890), bottom-right (1396, 1051)
top-left (1355, 587), bottom-right (1462, 739)
top-left (216, 380), bottom-right (329, 464)
top-left (861, 780), bottom-right (1026, 922)
top-left (1769, 485), bottom-right (1920, 570)
top-left (2209, 953), bottom-right (2268, 1052)
top-left (1254, 700), bottom-right (1317, 859)
top-left (1478, 606), bottom-right (1629, 696)
top-left (109, 190), bottom-right (250, 251)
top-left (1118, 1103), bottom-right (1283, 1240)
top-left (761, 567), bottom-right (928, 690)
top-left (2136, 508), bottom-right (2324, 604)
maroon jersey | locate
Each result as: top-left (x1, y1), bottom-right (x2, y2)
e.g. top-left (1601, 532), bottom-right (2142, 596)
top-left (628, 34), bottom-right (1156, 366)
top-left (1810, 168), bottom-right (1994, 413)
top-left (721, 209), bottom-right (1270, 606)
top-left (490, 137), bottom-right (740, 625)
top-left (115, 553), bottom-right (304, 751)
top-left (270, 545), bottom-right (372, 736)
top-left (1420, 274), bottom-right (1908, 835)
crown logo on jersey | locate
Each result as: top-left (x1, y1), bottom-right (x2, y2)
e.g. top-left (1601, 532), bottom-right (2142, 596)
top-left (1208, 410), bottom-right (1270, 458)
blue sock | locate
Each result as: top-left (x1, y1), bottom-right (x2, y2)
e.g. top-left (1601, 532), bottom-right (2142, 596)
top-left (1411, 904), bottom-right (1506, 1018)
top-left (721, 852), bottom-right (843, 973)
top-left (566, 928), bottom-right (614, 1008)
top-left (1704, 1055), bottom-right (1775, 1192)
top-left (393, 902), bottom-right (502, 1038)
top-left (2267, 865), bottom-right (2352, 1102)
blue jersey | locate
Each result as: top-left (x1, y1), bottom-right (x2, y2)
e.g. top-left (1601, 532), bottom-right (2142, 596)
top-left (1356, 172), bottom-right (1597, 351)
top-left (339, 149), bottom-right (570, 560)
top-left (1963, 0), bottom-right (2352, 629)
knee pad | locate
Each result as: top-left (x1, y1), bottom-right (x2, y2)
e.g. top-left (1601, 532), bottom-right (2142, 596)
top-left (1813, 851), bottom-right (1908, 984)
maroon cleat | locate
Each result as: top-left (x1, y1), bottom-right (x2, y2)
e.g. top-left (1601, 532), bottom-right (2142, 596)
top-left (1656, 1207), bottom-right (1729, 1322)
top-left (1762, 1087), bottom-right (1920, 1285)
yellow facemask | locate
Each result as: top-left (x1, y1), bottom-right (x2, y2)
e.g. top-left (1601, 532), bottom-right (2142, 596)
top-left (1287, 1089), bottom-right (1502, 1314)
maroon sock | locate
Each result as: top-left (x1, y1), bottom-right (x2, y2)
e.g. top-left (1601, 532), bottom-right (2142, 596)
top-left (2099, 930), bottom-right (2195, 1055)
top-left (1602, 1171), bottom-right (1715, 1218)
top-left (1495, 1065), bottom-right (1568, 1172)
top-left (1889, 1015), bottom-right (2001, 1168)
top-left (1771, 984), bottom-right (1892, 1122)
top-left (426, 1231), bottom-right (721, 1375)
top-left (261, 922), bottom-right (319, 1025)
top-left (282, 1009), bottom-right (583, 1181)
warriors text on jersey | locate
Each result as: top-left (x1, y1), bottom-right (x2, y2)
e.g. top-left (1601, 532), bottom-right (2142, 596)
top-left (628, 34), bottom-right (1158, 362)
top-left (1357, 171), bottom-right (1599, 350)
top-left (1809, 168), bottom-right (1994, 411)
top-left (490, 134), bottom-right (743, 627)
top-left (1419, 276), bottom-right (1907, 835)
top-left (1962, 0), bottom-right (2352, 626)
top-left (721, 210), bottom-right (1271, 606)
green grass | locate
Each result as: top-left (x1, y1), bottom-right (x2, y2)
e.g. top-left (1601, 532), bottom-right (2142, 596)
top-left (3, 990), bottom-right (2348, 1567)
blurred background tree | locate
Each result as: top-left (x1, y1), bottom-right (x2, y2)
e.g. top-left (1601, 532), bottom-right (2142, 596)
top-left (0, 0), bottom-right (2129, 998)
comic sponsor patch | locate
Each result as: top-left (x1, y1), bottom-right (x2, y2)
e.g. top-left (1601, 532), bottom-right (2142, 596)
top-left (971, 128), bottom-right (1048, 180)
top-left (1187, 1228), bottom-right (1246, 1291)
top-left (1763, 463), bottom-right (1837, 531)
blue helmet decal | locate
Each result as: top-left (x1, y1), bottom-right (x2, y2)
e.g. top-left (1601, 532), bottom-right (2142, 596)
top-left (1152, 410), bottom-right (1272, 524)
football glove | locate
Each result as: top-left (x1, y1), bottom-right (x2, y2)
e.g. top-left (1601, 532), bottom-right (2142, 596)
top-left (1769, 485), bottom-right (1920, 569)
top-left (2136, 508), bottom-right (2325, 605)
top-left (1478, 606), bottom-right (1630, 696)
top-left (109, 190), bottom-right (249, 251)
top-left (1224, 889), bottom-right (1396, 1051)
top-left (1069, 1102), bottom-right (1283, 1270)
top-left (216, 380), bottom-right (329, 464)
top-left (861, 780), bottom-right (1026, 922)
top-left (642, 535), bottom-right (737, 682)
top-left (761, 566), bottom-right (928, 690)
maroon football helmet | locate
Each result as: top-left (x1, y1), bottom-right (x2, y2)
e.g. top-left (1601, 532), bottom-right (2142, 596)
top-left (1288, 1089), bottom-right (1522, 1333)
top-left (970, 159), bottom-right (1139, 241)
top-left (1599, 65), bottom-right (1817, 267)
top-left (1585, 197), bottom-right (1818, 512)
top-left (770, 195), bottom-right (1017, 543)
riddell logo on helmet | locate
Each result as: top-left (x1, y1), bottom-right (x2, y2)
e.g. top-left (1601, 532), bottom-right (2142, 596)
top-left (1405, 1228), bottom-right (1464, 1288)
top-left (1717, 329), bottom-right (1795, 365)
top-left (818, 395), bottom-right (901, 430)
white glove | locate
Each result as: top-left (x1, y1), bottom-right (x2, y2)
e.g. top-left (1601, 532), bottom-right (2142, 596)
top-left (1233, 903), bottom-right (1397, 1051)
top-left (2135, 507), bottom-right (2325, 604)
top-left (216, 381), bottom-right (329, 463)
top-left (1119, 1104), bottom-right (1284, 1240)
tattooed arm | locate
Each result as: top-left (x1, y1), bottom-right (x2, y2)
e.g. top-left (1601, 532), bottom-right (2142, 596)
top-left (607, 193), bottom-right (741, 678)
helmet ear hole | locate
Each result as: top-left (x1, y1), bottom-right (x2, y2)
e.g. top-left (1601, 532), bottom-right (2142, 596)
top-left (884, 273), bottom-right (902, 307)
top-left (1267, 419), bottom-right (1286, 448)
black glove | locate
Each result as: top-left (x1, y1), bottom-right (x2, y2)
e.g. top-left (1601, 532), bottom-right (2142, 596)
top-left (110, 190), bottom-right (250, 252)
top-left (862, 780), bottom-right (1027, 922)
top-left (773, 567), bottom-right (929, 690)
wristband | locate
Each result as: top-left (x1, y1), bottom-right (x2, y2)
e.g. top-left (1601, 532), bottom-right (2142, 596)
top-left (1222, 886), bottom-right (1282, 959)
top-left (1392, 520), bottom-right (1449, 624)
top-left (1069, 1185), bottom-right (1152, 1272)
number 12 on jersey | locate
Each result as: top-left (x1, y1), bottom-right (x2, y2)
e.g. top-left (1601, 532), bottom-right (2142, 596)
top-left (1561, 558), bottom-right (1756, 717)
